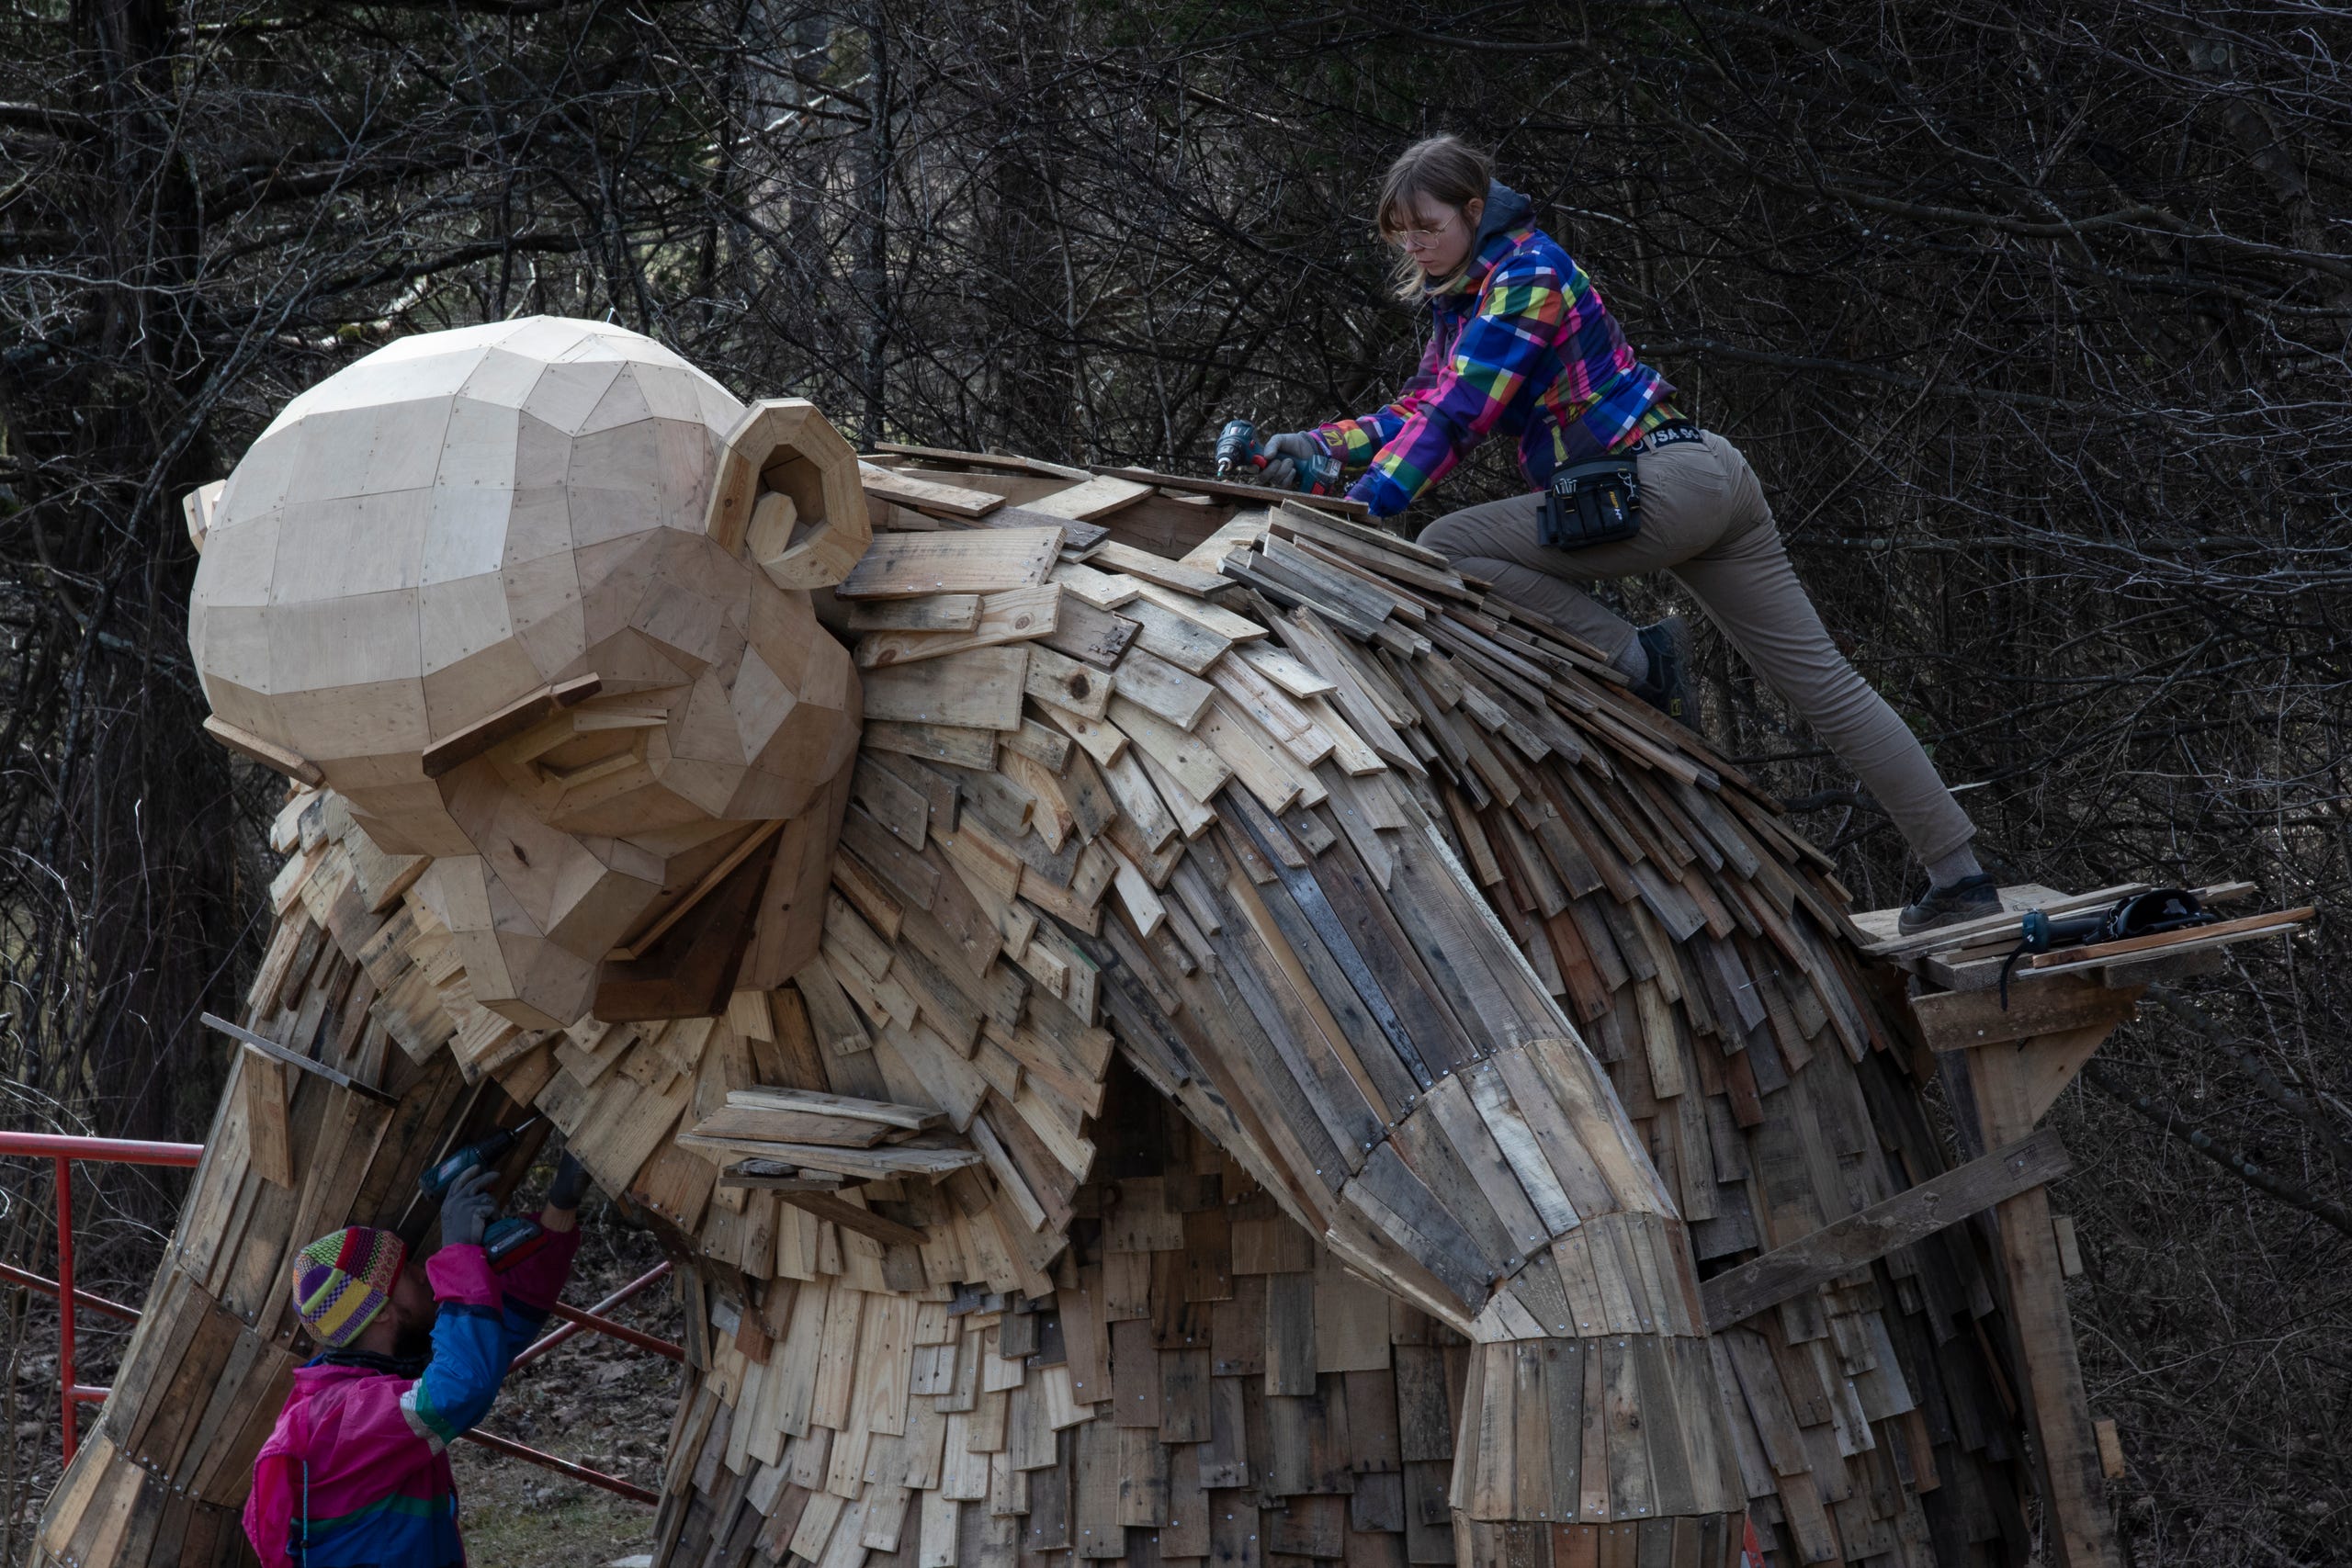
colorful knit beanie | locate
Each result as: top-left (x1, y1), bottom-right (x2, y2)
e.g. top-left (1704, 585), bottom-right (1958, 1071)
top-left (291, 1227), bottom-right (407, 1349)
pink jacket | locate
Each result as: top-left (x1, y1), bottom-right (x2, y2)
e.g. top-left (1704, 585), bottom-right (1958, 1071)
top-left (243, 1220), bottom-right (579, 1568)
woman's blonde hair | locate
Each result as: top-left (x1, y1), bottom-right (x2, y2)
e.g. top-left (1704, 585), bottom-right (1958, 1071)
top-left (1375, 134), bottom-right (1495, 299)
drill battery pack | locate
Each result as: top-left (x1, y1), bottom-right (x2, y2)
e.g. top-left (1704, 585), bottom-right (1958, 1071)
top-left (483, 1215), bottom-right (551, 1270)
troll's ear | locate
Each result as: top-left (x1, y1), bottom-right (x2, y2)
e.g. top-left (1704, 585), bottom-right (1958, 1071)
top-left (702, 398), bottom-right (871, 589)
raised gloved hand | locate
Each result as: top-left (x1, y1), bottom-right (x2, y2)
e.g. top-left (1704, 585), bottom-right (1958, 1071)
top-left (1257, 430), bottom-right (1327, 491)
top-left (547, 1150), bottom-right (591, 1212)
top-left (439, 1164), bottom-right (501, 1248)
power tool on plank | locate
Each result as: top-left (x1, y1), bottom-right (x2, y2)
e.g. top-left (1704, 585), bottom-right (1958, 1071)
top-left (419, 1117), bottom-right (554, 1269)
top-left (1995, 888), bottom-right (2218, 1008)
top-left (1214, 419), bottom-right (1345, 496)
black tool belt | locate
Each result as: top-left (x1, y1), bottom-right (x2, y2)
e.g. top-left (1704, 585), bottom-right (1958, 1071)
top-left (1538, 420), bottom-right (1702, 550)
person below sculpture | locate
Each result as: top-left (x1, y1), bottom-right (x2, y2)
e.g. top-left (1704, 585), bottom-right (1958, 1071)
top-left (243, 1154), bottom-right (590, 1568)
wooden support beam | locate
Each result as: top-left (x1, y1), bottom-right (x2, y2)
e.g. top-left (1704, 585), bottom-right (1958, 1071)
top-left (1702, 1128), bottom-right (2071, 1331)
top-left (1911, 978), bottom-right (2141, 1053)
top-left (1912, 969), bottom-right (2142, 1568)
top-left (1991, 1177), bottom-right (2118, 1568)
top-left (2001, 1021), bottom-right (2120, 1129)
top-left (1970, 1028), bottom-right (2127, 1568)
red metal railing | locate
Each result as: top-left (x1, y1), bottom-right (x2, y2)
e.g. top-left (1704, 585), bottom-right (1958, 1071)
top-left (0, 1130), bottom-right (677, 1506)
top-left (0, 1132), bottom-right (205, 1461)
top-left (521, 1262), bottom-right (679, 1369)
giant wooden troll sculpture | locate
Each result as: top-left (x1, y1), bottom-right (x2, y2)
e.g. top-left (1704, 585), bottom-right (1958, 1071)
top-left (41, 321), bottom-right (2040, 1568)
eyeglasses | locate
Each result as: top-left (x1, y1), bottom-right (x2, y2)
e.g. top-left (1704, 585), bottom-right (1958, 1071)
top-left (1385, 214), bottom-right (1457, 249)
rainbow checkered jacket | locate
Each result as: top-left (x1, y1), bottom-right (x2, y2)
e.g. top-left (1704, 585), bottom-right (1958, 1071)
top-left (1316, 197), bottom-right (1675, 518)
top-left (243, 1224), bottom-right (580, 1568)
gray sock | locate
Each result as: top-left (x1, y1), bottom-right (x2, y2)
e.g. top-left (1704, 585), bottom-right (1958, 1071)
top-left (1611, 636), bottom-right (1649, 683)
top-left (1925, 844), bottom-right (1984, 889)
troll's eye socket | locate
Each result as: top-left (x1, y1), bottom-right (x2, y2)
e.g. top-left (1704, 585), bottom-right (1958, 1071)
top-left (533, 728), bottom-right (641, 780)
top-left (491, 690), bottom-right (680, 790)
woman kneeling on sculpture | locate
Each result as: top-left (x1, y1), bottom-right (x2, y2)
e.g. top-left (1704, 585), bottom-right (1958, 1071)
top-left (1244, 134), bottom-right (1995, 934)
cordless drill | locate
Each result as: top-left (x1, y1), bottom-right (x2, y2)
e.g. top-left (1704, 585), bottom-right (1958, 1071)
top-left (419, 1118), bottom-right (552, 1269)
top-left (418, 1116), bottom-right (542, 1198)
top-left (1214, 419), bottom-right (1345, 496)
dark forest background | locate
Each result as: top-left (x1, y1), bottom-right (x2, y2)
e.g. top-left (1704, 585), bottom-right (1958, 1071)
top-left (0, 0), bottom-right (2344, 1560)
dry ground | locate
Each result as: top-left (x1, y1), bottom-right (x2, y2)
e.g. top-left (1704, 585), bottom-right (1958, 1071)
top-left (445, 1200), bottom-right (684, 1568)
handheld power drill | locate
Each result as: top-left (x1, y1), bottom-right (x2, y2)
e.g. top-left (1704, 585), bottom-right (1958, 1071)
top-left (1214, 419), bottom-right (1345, 496)
top-left (419, 1118), bottom-right (553, 1269)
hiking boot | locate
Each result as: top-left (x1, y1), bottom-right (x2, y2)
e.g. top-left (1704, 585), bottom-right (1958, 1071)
top-left (1633, 615), bottom-right (1697, 730)
top-left (1896, 873), bottom-right (2001, 935)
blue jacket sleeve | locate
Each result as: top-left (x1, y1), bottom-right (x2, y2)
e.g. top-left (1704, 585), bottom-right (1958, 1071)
top-left (398, 1219), bottom-right (584, 1444)
top-left (398, 1246), bottom-right (512, 1447)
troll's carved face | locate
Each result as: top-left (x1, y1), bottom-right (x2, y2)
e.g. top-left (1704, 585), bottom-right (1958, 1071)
top-left (188, 318), bottom-right (868, 1027)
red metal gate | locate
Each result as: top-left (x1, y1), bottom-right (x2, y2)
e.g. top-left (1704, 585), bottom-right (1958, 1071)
top-left (0, 1132), bottom-right (203, 1461)
top-left (0, 1131), bottom-right (673, 1504)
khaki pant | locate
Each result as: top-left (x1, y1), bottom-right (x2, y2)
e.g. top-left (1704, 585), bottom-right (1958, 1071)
top-left (1419, 432), bottom-right (1976, 863)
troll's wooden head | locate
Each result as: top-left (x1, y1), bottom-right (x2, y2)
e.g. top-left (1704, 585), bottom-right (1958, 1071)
top-left (187, 319), bottom-right (868, 1028)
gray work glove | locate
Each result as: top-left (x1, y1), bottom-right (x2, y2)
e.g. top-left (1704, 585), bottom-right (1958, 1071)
top-left (440, 1164), bottom-right (502, 1248)
top-left (1257, 430), bottom-right (1326, 491)
top-left (547, 1150), bottom-right (591, 1212)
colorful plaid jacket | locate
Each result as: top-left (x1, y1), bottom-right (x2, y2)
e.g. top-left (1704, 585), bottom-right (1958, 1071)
top-left (243, 1223), bottom-right (580, 1568)
top-left (1315, 185), bottom-right (1676, 518)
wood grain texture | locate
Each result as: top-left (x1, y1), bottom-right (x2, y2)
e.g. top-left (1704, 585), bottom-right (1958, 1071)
top-left (70, 382), bottom-right (2075, 1568)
